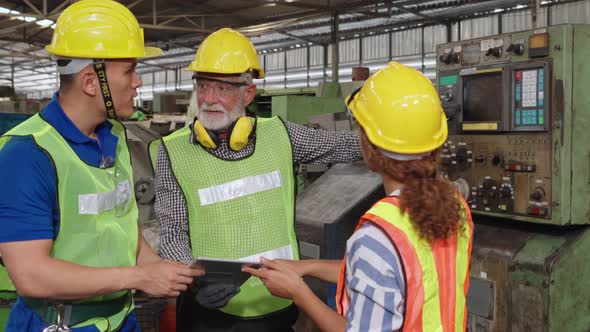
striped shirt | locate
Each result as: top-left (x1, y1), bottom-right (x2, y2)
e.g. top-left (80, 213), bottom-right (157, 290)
top-left (344, 222), bottom-right (406, 332)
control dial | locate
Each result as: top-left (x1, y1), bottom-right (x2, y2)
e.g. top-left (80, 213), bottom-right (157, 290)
top-left (507, 43), bottom-right (525, 55)
top-left (530, 187), bottom-right (546, 201)
top-left (486, 47), bottom-right (503, 58)
top-left (475, 154), bottom-right (486, 164)
top-left (455, 147), bottom-right (469, 164)
top-left (500, 185), bottom-right (513, 199)
top-left (442, 89), bottom-right (454, 102)
top-left (439, 53), bottom-right (452, 64)
top-left (492, 153), bottom-right (503, 167)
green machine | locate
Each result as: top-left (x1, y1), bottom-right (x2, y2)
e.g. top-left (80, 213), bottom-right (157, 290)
top-left (255, 81), bottom-right (362, 127)
top-left (253, 82), bottom-right (362, 189)
top-left (436, 24), bottom-right (590, 331)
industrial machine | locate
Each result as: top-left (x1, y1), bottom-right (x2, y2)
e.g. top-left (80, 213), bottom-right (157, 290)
top-left (436, 24), bottom-right (590, 331)
top-left (263, 82), bottom-right (362, 189)
top-left (295, 163), bottom-right (383, 308)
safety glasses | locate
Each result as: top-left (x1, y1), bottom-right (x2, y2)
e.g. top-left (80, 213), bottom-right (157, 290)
top-left (192, 75), bottom-right (248, 99)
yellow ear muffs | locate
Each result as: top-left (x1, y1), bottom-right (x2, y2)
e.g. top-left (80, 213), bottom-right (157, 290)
top-left (194, 120), bottom-right (219, 149)
top-left (228, 117), bottom-right (254, 151)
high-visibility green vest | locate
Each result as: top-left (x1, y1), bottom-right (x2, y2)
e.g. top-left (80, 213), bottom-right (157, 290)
top-left (155, 116), bottom-right (299, 318)
top-left (0, 257), bottom-right (15, 295)
top-left (0, 114), bottom-right (138, 331)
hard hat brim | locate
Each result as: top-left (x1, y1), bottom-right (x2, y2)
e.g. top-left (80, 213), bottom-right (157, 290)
top-left (45, 46), bottom-right (163, 59)
top-left (143, 46), bottom-right (163, 58)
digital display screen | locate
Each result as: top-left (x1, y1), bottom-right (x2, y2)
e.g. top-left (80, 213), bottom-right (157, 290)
top-left (462, 72), bottom-right (503, 122)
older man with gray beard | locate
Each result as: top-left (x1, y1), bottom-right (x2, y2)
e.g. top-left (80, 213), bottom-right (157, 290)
top-left (150, 27), bottom-right (362, 332)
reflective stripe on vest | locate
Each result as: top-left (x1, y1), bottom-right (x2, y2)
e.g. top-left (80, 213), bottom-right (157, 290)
top-left (336, 195), bottom-right (473, 332)
top-left (162, 116), bottom-right (298, 318)
top-left (0, 114), bottom-right (138, 331)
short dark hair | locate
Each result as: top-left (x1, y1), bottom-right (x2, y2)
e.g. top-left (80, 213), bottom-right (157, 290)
top-left (59, 74), bottom-right (75, 92)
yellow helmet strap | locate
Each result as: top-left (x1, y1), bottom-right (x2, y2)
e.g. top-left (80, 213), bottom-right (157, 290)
top-left (92, 60), bottom-right (117, 120)
top-left (193, 111), bottom-right (256, 152)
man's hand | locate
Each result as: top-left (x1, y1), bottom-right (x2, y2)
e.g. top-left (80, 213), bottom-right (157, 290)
top-left (242, 257), bottom-right (307, 300)
top-left (134, 260), bottom-right (204, 297)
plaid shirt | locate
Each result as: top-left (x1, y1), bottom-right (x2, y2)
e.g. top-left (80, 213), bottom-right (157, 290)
top-left (155, 120), bottom-right (362, 263)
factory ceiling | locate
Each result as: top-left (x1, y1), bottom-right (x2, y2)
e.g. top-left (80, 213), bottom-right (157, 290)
top-left (0, 0), bottom-right (578, 92)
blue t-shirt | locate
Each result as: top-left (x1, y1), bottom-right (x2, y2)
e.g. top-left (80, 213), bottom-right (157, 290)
top-left (0, 92), bottom-right (139, 331)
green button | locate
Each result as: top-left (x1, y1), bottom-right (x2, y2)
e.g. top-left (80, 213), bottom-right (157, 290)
top-left (539, 116), bottom-right (544, 125)
top-left (440, 75), bottom-right (458, 86)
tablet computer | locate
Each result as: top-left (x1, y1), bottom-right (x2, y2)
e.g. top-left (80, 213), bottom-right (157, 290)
top-left (192, 258), bottom-right (261, 286)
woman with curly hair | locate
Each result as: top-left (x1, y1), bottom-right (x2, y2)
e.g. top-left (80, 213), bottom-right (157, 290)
top-left (244, 62), bottom-right (474, 332)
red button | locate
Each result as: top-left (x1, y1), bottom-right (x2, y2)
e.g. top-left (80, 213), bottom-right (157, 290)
top-left (532, 208), bottom-right (539, 215)
top-left (516, 72), bottom-right (521, 80)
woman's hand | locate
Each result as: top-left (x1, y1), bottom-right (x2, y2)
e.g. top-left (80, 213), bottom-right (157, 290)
top-left (271, 259), bottom-right (307, 277)
top-left (242, 257), bottom-right (308, 300)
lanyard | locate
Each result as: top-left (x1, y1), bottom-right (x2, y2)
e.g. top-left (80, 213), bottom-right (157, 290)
top-left (93, 61), bottom-right (117, 120)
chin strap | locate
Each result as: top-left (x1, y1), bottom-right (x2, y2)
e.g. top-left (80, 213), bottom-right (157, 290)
top-left (92, 60), bottom-right (117, 120)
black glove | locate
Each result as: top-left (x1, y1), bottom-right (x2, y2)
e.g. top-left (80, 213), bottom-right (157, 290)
top-left (194, 282), bottom-right (241, 309)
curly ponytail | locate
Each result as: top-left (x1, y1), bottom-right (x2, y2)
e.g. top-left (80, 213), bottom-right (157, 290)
top-left (360, 129), bottom-right (464, 241)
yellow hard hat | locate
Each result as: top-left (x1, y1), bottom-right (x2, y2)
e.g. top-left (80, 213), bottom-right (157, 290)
top-left (346, 62), bottom-right (447, 155)
top-left (45, 0), bottom-right (161, 59)
top-left (187, 28), bottom-right (264, 78)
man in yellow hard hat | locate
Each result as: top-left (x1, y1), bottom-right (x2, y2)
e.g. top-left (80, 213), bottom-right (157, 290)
top-left (150, 27), bottom-right (363, 331)
top-left (0, 1), bottom-right (202, 331)
top-left (245, 62), bottom-right (473, 332)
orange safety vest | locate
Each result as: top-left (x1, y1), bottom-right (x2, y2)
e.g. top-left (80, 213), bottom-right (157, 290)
top-left (336, 195), bottom-right (473, 332)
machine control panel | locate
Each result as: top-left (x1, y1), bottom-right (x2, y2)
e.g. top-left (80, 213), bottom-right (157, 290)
top-left (513, 67), bottom-right (547, 129)
top-left (435, 26), bottom-right (590, 226)
top-left (437, 35), bottom-right (513, 70)
top-left (442, 135), bottom-right (552, 219)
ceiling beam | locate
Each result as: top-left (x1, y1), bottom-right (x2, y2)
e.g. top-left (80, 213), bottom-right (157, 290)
top-left (48, 0), bottom-right (69, 15)
top-left (183, 16), bottom-right (202, 29)
top-left (0, 64), bottom-right (55, 77)
top-left (388, 2), bottom-right (442, 23)
top-left (274, 30), bottom-right (317, 44)
top-left (159, 15), bottom-right (184, 25)
top-left (127, 0), bottom-right (148, 10)
top-left (138, 59), bottom-right (172, 70)
top-left (22, 0), bottom-right (43, 16)
top-left (272, 1), bottom-right (332, 11)
top-left (0, 46), bottom-right (50, 61)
